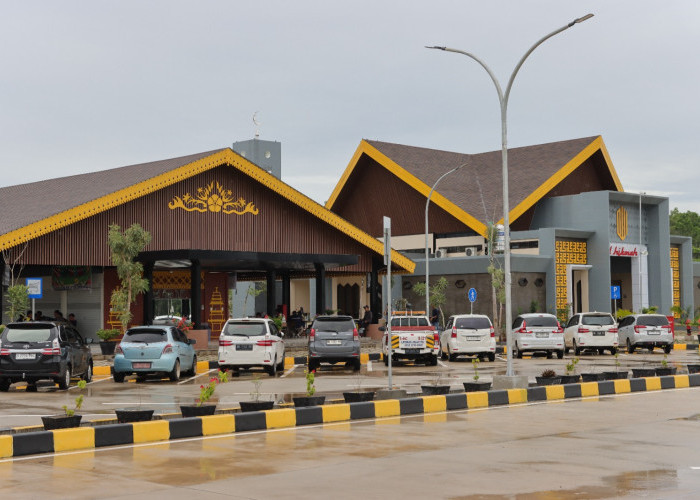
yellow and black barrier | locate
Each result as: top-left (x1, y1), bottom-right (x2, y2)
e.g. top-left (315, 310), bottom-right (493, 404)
top-left (2, 373), bottom-right (699, 459)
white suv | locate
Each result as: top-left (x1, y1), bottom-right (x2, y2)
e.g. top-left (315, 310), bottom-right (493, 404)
top-left (441, 314), bottom-right (496, 362)
top-left (218, 318), bottom-right (285, 376)
top-left (512, 313), bottom-right (564, 359)
top-left (563, 312), bottom-right (618, 355)
top-left (617, 314), bottom-right (673, 354)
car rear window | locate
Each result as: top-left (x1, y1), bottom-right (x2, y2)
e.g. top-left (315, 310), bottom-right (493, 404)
top-left (637, 315), bottom-right (669, 327)
top-left (2, 325), bottom-right (54, 342)
top-left (455, 317), bottom-right (491, 329)
top-left (223, 322), bottom-right (267, 336)
top-left (312, 319), bottom-right (355, 331)
top-left (525, 316), bottom-right (558, 327)
top-left (582, 315), bottom-right (614, 326)
top-left (390, 317), bottom-right (430, 327)
top-left (124, 328), bottom-right (167, 343)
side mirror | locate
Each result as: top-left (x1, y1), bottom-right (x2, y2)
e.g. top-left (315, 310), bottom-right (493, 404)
top-left (189, 339), bottom-right (197, 345)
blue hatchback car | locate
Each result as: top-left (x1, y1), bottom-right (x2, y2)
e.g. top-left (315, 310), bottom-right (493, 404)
top-left (112, 325), bottom-right (197, 382)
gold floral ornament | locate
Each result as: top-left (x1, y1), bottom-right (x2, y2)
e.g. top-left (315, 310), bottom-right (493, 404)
top-left (169, 182), bottom-right (259, 215)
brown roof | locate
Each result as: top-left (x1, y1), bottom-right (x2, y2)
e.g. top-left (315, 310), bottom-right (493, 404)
top-left (0, 149), bottom-right (225, 235)
top-left (364, 136), bottom-right (602, 223)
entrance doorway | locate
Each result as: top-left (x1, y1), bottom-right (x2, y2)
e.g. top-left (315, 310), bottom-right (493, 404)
top-left (337, 283), bottom-right (360, 318)
top-left (569, 266), bottom-right (591, 315)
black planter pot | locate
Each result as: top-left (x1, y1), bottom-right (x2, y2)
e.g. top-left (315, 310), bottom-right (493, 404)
top-left (631, 368), bottom-right (657, 378)
top-left (602, 371), bottom-right (629, 380)
top-left (180, 404), bottom-right (217, 417)
top-left (42, 414), bottom-right (82, 430)
top-left (463, 381), bottom-right (492, 392)
top-left (687, 364), bottom-right (700, 374)
top-left (421, 385), bottom-right (451, 395)
top-left (559, 374), bottom-right (581, 384)
top-left (239, 401), bottom-right (275, 412)
top-left (115, 408), bottom-right (154, 423)
top-left (99, 341), bottom-right (117, 355)
top-left (535, 376), bottom-right (561, 386)
top-left (343, 392), bottom-right (375, 403)
top-left (293, 396), bottom-right (326, 407)
top-left (580, 373), bottom-right (602, 382)
top-left (655, 367), bottom-right (677, 376)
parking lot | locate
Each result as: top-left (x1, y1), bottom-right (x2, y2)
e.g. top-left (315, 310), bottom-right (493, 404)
top-left (1, 344), bottom-right (697, 430)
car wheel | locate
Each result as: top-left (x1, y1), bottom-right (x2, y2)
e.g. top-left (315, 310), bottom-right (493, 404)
top-left (277, 355), bottom-right (285, 372)
top-left (0, 379), bottom-right (10, 392)
top-left (488, 352), bottom-right (496, 362)
top-left (353, 358), bottom-right (361, 372)
top-left (564, 346), bottom-right (570, 354)
top-left (557, 350), bottom-right (564, 360)
top-left (627, 339), bottom-right (635, 354)
top-left (383, 355), bottom-right (389, 366)
top-left (610, 347), bottom-right (617, 355)
top-left (448, 349), bottom-right (456, 362)
top-left (58, 367), bottom-right (71, 390)
top-left (574, 340), bottom-right (581, 356)
top-left (267, 359), bottom-right (278, 377)
top-left (186, 355), bottom-right (198, 376)
top-left (514, 343), bottom-right (523, 359)
top-left (441, 350), bottom-right (448, 361)
top-left (169, 359), bottom-right (181, 382)
top-left (428, 354), bottom-right (438, 366)
top-left (546, 351), bottom-right (553, 359)
top-left (113, 372), bottom-right (125, 383)
top-left (83, 362), bottom-right (93, 383)
top-left (664, 344), bottom-right (672, 354)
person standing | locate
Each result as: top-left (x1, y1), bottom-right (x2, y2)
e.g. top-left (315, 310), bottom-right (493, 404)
top-left (361, 305), bottom-right (372, 336)
top-left (430, 306), bottom-right (440, 330)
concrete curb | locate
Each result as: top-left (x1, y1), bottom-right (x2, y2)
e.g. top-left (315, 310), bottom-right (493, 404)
top-left (3, 373), bottom-right (699, 459)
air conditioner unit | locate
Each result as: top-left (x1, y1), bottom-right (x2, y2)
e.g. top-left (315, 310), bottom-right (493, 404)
top-left (435, 248), bottom-right (448, 258)
top-left (465, 246), bottom-right (479, 257)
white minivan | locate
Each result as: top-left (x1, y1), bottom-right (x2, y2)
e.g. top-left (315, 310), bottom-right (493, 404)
top-left (441, 314), bottom-right (496, 362)
top-left (563, 312), bottom-right (618, 355)
top-left (512, 313), bottom-right (564, 359)
top-left (218, 318), bottom-right (285, 376)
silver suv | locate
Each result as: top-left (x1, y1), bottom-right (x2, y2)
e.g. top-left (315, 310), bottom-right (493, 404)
top-left (617, 314), bottom-right (673, 354)
top-left (308, 315), bottom-right (360, 371)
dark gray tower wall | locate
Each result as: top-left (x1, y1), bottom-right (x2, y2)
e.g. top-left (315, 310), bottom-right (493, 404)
top-left (232, 139), bottom-right (282, 179)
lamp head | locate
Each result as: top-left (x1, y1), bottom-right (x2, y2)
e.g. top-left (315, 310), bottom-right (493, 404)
top-left (425, 45), bottom-right (447, 51)
top-left (569, 13), bottom-right (594, 27)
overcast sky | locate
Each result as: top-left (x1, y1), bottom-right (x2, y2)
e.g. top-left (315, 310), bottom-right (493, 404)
top-left (1, 1), bottom-right (699, 215)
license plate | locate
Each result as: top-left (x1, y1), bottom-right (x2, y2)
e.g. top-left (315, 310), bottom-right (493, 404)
top-left (236, 344), bottom-right (253, 350)
top-left (465, 336), bottom-right (480, 341)
top-left (592, 331), bottom-right (605, 336)
top-left (404, 348), bottom-right (421, 354)
top-left (535, 333), bottom-right (548, 338)
top-left (327, 340), bottom-right (342, 345)
top-left (401, 341), bottom-right (424, 349)
top-left (14, 353), bottom-right (35, 360)
top-left (132, 362), bottom-right (151, 369)
top-left (647, 330), bottom-right (660, 335)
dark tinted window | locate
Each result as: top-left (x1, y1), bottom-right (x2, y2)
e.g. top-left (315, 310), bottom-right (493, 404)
top-left (455, 317), bottom-right (491, 329)
top-left (224, 322), bottom-right (267, 336)
top-left (2, 325), bottom-right (55, 342)
top-left (566, 316), bottom-right (579, 328)
top-left (124, 328), bottom-right (168, 343)
top-left (313, 318), bottom-right (355, 331)
top-left (637, 315), bottom-right (669, 327)
top-left (390, 317), bottom-right (429, 327)
top-left (582, 315), bottom-right (614, 326)
top-left (525, 316), bottom-right (558, 327)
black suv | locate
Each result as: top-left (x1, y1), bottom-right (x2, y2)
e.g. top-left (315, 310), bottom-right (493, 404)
top-left (308, 315), bottom-right (361, 371)
top-left (0, 321), bottom-right (93, 391)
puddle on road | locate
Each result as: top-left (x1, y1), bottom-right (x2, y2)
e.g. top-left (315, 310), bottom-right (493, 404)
top-left (449, 469), bottom-right (683, 499)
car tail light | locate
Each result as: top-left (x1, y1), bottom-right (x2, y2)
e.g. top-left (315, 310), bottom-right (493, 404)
top-left (353, 328), bottom-right (359, 341)
top-left (490, 327), bottom-right (495, 338)
top-left (634, 325), bottom-right (643, 333)
top-left (219, 338), bottom-right (233, 347)
top-left (309, 328), bottom-right (315, 341)
top-left (662, 324), bottom-right (673, 333)
top-left (256, 339), bottom-right (274, 346)
top-left (578, 327), bottom-right (589, 333)
top-left (0, 348), bottom-right (9, 356)
top-left (556, 322), bottom-right (564, 334)
top-left (433, 333), bottom-right (440, 343)
top-left (518, 321), bottom-right (531, 334)
top-left (161, 343), bottom-right (173, 355)
top-left (115, 344), bottom-right (123, 355)
top-left (609, 327), bottom-right (618, 333)
top-left (42, 339), bottom-right (61, 356)
top-left (451, 327), bottom-right (457, 339)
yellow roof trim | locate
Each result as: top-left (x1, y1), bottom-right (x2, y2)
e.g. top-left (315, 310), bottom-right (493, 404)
top-left (503, 136), bottom-right (624, 225)
top-left (0, 149), bottom-right (414, 273)
top-left (328, 140), bottom-right (488, 237)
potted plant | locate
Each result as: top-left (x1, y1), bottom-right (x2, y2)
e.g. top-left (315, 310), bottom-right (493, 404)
top-left (42, 380), bottom-right (87, 430)
top-left (180, 369), bottom-right (228, 417)
top-left (293, 369), bottom-right (325, 407)
top-left (687, 363), bottom-right (700, 374)
top-left (343, 372), bottom-right (375, 402)
top-left (536, 369), bottom-right (561, 386)
top-left (421, 367), bottom-right (451, 395)
top-left (96, 328), bottom-right (121, 355)
top-left (239, 375), bottom-right (275, 412)
top-left (603, 351), bottom-right (628, 380)
top-left (560, 357), bottom-right (580, 384)
top-left (655, 354), bottom-right (677, 376)
top-left (631, 364), bottom-right (657, 378)
top-left (463, 358), bottom-right (491, 392)
top-left (115, 383), bottom-right (154, 422)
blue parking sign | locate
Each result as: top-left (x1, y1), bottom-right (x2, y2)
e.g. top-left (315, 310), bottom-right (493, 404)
top-left (611, 285), bottom-right (621, 300)
top-left (468, 288), bottom-right (477, 303)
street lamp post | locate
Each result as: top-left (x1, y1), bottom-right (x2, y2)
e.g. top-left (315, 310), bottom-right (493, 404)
top-left (425, 164), bottom-right (466, 323)
top-left (427, 14), bottom-right (593, 377)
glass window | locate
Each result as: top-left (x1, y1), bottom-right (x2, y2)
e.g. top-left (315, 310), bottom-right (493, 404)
top-left (637, 315), bottom-right (669, 327)
top-left (526, 316), bottom-right (559, 327)
top-left (224, 321), bottom-right (266, 336)
top-left (313, 318), bottom-right (355, 331)
top-left (582, 314), bottom-right (615, 326)
top-left (566, 316), bottom-right (579, 328)
top-left (123, 328), bottom-right (167, 343)
top-left (455, 317), bottom-right (491, 329)
top-left (2, 326), bottom-right (54, 343)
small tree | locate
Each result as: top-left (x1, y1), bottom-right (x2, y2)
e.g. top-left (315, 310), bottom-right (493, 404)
top-left (2, 244), bottom-right (30, 322)
top-left (413, 276), bottom-right (448, 327)
top-left (108, 223), bottom-right (151, 332)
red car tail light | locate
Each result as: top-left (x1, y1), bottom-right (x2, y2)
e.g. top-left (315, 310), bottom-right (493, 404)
top-left (609, 327), bottom-right (618, 333)
top-left (634, 325), bottom-right (643, 333)
top-left (161, 343), bottom-right (173, 355)
top-left (115, 344), bottom-right (123, 355)
top-left (353, 328), bottom-right (359, 341)
top-left (256, 339), bottom-right (274, 346)
top-left (578, 327), bottom-right (589, 333)
top-left (433, 333), bottom-right (440, 343)
top-left (451, 327), bottom-right (457, 339)
top-left (490, 327), bottom-right (495, 338)
top-left (309, 328), bottom-right (315, 340)
top-left (518, 321), bottom-right (532, 334)
top-left (0, 348), bottom-right (9, 356)
top-left (219, 339), bottom-right (234, 347)
top-left (556, 322), bottom-right (564, 334)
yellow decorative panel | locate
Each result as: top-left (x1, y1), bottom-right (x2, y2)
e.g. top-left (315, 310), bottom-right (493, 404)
top-left (152, 270), bottom-right (205, 290)
top-left (554, 240), bottom-right (587, 321)
top-left (616, 206), bottom-right (628, 240)
top-left (168, 181), bottom-right (258, 215)
top-left (670, 246), bottom-right (680, 316)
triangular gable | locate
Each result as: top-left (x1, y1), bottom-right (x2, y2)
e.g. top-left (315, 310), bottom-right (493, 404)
top-left (0, 149), bottom-right (415, 273)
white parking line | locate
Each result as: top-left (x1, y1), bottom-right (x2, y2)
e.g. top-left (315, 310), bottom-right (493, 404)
top-left (497, 356), bottom-right (507, 361)
top-left (281, 365), bottom-right (300, 378)
top-left (367, 361), bottom-right (373, 372)
top-left (438, 360), bottom-right (448, 368)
